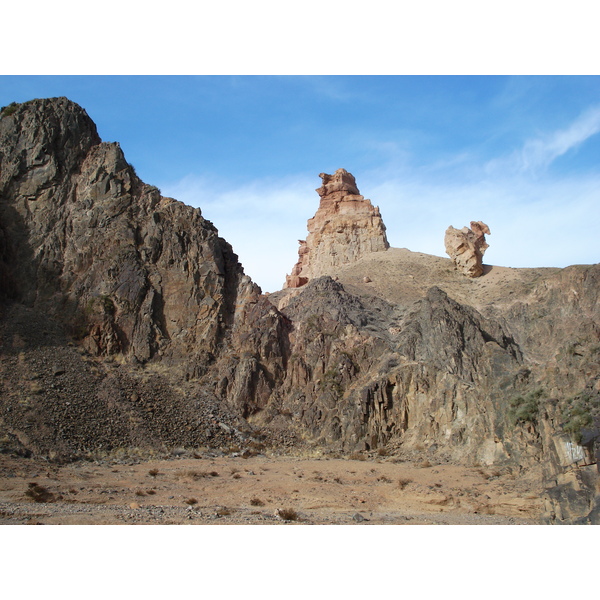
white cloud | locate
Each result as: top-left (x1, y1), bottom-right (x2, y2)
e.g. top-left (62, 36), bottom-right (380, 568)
top-left (487, 105), bottom-right (600, 175)
top-left (368, 174), bottom-right (600, 270)
top-left (158, 106), bottom-right (600, 292)
top-left (159, 173), bottom-right (318, 293)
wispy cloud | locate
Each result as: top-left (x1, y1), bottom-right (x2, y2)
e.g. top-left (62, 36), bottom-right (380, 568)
top-left (496, 105), bottom-right (600, 174)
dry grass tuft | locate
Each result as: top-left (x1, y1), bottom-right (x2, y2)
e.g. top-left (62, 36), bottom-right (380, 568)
top-left (250, 498), bottom-right (265, 506)
top-left (277, 508), bottom-right (299, 521)
top-left (349, 452), bottom-right (367, 461)
top-left (25, 483), bottom-right (55, 503)
top-left (398, 477), bottom-right (412, 490)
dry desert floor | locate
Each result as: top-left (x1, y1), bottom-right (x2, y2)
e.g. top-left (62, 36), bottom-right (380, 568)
top-left (0, 451), bottom-right (543, 525)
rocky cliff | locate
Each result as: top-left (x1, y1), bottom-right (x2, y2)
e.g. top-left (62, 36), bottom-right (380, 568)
top-left (1, 98), bottom-right (598, 523)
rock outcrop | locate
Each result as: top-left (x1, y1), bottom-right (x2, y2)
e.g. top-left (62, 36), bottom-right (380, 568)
top-left (0, 97), bottom-right (259, 371)
top-left (444, 221), bottom-right (490, 277)
top-left (284, 169), bottom-right (389, 288)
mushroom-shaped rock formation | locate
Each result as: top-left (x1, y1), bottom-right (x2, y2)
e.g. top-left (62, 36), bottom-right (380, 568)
top-left (444, 220), bottom-right (491, 278)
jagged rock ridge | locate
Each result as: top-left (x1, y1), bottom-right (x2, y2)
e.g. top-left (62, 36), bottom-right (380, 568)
top-left (285, 169), bottom-right (389, 288)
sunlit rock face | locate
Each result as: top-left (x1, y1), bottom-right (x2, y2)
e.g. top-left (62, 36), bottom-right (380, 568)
top-left (284, 169), bottom-right (389, 288)
top-left (444, 220), bottom-right (490, 278)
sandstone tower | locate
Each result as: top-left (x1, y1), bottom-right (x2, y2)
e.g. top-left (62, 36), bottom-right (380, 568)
top-left (284, 169), bottom-right (389, 288)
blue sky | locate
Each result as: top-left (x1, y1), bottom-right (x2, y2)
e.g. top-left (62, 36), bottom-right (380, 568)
top-left (2, 75), bottom-right (599, 292)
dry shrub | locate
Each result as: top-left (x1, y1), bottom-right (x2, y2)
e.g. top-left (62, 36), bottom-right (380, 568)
top-left (148, 469), bottom-right (159, 477)
top-left (135, 490), bottom-right (146, 496)
top-left (377, 475), bottom-right (392, 483)
top-left (250, 498), bottom-right (265, 506)
top-left (232, 473), bottom-right (241, 479)
top-left (349, 452), bottom-right (367, 461)
top-left (377, 447), bottom-right (389, 457)
top-left (216, 507), bottom-right (231, 516)
top-left (419, 460), bottom-right (432, 468)
top-left (185, 498), bottom-right (198, 505)
top-left (25, 483), bottom-right (55, 503)
top-left (278, 508), bottom-right (299, 521)
top-left (398, 478), bottom-right (412, 490)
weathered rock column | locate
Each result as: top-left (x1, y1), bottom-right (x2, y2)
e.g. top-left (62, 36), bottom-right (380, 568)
top-left (444, 220), bottom-right (490, 278)
top-left (284, 169), bottom-right (389, 288)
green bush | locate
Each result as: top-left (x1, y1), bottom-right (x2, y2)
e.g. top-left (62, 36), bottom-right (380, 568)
top-left (561, 391), bottom-right (599, 444)
top-left (0, 102), bottom-right (19, 117)
top-left (508, 388), bottom-right (544, 424)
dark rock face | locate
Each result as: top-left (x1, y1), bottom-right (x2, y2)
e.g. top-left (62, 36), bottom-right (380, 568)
top-left (0, 98), bottom-right (259, 368)
top-left (1, 98), bottom-right (599, 523)
top-left (0, 97), bottom-right (263, 457)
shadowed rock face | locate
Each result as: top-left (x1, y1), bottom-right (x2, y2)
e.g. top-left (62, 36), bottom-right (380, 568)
top-left (1, 99), bottom-right (599, 523)
top-left (0, 97), bottom-right (260, 369)
top-left (285, 169), bottom-right (389, 288)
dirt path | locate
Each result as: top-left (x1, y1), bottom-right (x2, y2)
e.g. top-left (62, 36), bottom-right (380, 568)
top-left (0, 452), bottom-right (543, 525)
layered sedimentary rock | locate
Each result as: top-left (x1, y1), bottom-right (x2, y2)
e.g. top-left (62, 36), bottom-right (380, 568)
top-left (284, 169), bottom-right (389, 288)
top-left (445, 221), bottom-right (490, 277)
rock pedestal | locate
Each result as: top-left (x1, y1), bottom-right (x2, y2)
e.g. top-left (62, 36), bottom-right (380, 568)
top-left (284, 169), bottom-right (389, 288)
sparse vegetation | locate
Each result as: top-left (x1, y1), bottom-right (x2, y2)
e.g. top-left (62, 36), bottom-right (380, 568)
top-left (398, 478), bottom-right (412, 490)
top-left (25, 483), bottom-right (55, 503)
top-left (508, 388), bottom-right (544, 424)
top-left (561, 391), bottom-right (600, 444)
top-left (278, 508), bottom-right (299, 521)
top-left (185, 498), bottom-right (198, 505)
top-left (250, 498), bottom-right (265, 506)
top-left (148, 469), bottom-right (159, 477)
top-left (0, 102), bottom-right (19, 117)
top-left (349, 452), bottom-right (367, 461)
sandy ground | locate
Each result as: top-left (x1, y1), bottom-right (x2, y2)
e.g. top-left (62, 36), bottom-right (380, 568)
top-left (0, 451), bottom-right (543, 525)
top-left (273, 248), bottom-right (560, 313)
